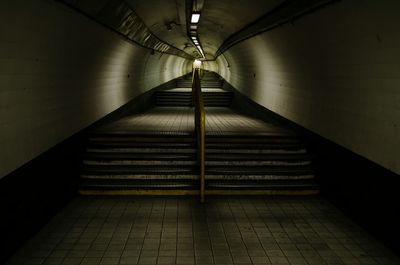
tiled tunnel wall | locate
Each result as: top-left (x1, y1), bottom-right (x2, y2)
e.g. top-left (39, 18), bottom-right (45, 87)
top-left (0, 1), bottom-right (191, 261)
top-left (0, 0), bottom-right (191, 180)
top-left (215, 0), bottom-right (400, 175)
top-left (208, 0), bottom-right (400, 253)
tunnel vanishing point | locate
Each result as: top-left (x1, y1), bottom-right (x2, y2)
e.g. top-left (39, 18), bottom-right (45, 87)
top-left (1, 0), bottom-right (400, 264)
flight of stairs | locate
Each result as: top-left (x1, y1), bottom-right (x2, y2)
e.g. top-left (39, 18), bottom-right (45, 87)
top-left (80, 132), bottom-right (199, 194)
top-left (79, 131), bottom-right (318, 195)
top-left (79, 71), bottom-right (318, 195)
top-left (204, 133), bottom-right (317, 194)
top-left (155, 73), bottom-right (233, 107)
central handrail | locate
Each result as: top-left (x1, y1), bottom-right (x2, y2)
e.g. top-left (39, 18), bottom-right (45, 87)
top-left (192, 68), bottom-right (205, 202)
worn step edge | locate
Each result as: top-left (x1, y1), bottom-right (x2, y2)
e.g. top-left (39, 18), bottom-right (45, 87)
top-left (81, 174), bottom-right (199, 180)
top-left (205, 174), bottom-right (315, 180)
top-left (86, 148), bottom-right (196, 153)
top-left (87, 142), bottom-right (195, 148)
top-left (83, 153), bottom-right (196, 160)
top-left (205, 149), bottom-right (307, 154)
top-left (83, 160), bottom-right (197, 166)
top-left (82, 160), bottom-right (311, 166)
top-left (78, 189), bottom-right (319, 196)
top-left (206, 167), bottom-right (314, 174)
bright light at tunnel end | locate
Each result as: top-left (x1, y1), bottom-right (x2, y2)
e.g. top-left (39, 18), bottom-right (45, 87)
top-left (191, 13), bottom-right (200, 23)
top-left (193, 59), bottom-right (202, 69)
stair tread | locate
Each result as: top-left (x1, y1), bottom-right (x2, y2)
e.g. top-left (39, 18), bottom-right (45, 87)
top-left (81, 179), bottom-right (198, 189)
top-left (86, 147), bottom-right (196, 153)
top-left (83, 157), bottom-right (310, 164)
top-left (206, 180), bottom-right (318, 189)
top-left (205, 174), bottom-right (315, 180)
top-left (83, 160), bottom-right (197, 166)
top-left (87, 142), bottom-right (195, 147)
top-left (205, 153), bottom-right (310, 160)
top-left (207, 163), bottom-right (313, 169)
top-left (84, 153), bottom-right (196, 159)
top-left (81, 174), bottom-right (199, 180)
top-left (83, 165), bottom-right (197, 171)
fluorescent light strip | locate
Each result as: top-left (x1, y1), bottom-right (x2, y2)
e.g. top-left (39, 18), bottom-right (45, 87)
top-left (197, 45), bottom-right (205, 57)
top-left (191, 13), bottom-right (200, 23)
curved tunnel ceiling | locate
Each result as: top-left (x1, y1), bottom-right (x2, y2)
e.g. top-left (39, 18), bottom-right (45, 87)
top-left (61, 0), bottom-right (314, 60)
top-left (126, 0), bottom-right (286, 60)
top-left (197, 0), bottom-right (285, 59)
top-left (124, 0), bottom-right (333, 60)
top-left (125, 0), bottom-right (201, 58)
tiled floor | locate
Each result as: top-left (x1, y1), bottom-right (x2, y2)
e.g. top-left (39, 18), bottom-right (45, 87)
top-left (97, 107), bottom-right (291, 136)
top-left (6, 196), bottom-right (399, 265)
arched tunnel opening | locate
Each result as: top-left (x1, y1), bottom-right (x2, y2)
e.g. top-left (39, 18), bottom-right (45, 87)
top-left (1, 0), bottom-right (400, 263)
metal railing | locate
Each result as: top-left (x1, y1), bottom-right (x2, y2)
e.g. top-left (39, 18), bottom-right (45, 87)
top-left (192, 68), bottom-right (205, 202)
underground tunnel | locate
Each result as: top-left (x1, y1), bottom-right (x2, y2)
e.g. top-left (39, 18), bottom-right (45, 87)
top-left (0, 0), bottom-right (399, 264)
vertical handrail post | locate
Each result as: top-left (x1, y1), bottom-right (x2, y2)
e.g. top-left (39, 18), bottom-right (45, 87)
top-left (192, 68), bottom-right (205, 202)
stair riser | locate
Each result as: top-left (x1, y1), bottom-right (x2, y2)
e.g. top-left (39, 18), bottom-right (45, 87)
top-left (82, 168), bottom-right (197, 174)
top-left (88, 138), bottom-right (302, 144)
top-left (83, 160), bottom-right (311, 167)
top-left (81, 174), bottom-right (198, 180)
top-left (205, 174), bottom-right (315, 180)
top-left (206, 149), bottom-right (306, 153)
top-left (83, 154), bottom-right (196, 160)
top-left (82, 174), bottom-right (315, 181)
top-left (87, 148), bottom-right (196, 153)
top-left (87, 142), bottom-right (195, 147)
top-left (83, 160), bottom-right (197, 166)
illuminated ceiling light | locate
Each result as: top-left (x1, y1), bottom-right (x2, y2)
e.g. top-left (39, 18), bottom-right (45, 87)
top-left (191, 36), bottom-right (197, 40)
top-left (193, 59), bottom-right (202, 69)
top-left (196, 46), bottom-right (205, 57)
top-left (190, 25), bottom-right (197, 30)
top-left (191, 13), bottom-right (200, 23)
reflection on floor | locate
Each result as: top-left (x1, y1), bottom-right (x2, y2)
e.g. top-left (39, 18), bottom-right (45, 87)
top-left (5, 196), bottom-right (399, 265)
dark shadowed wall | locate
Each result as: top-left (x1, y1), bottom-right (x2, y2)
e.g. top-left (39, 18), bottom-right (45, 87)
top-left (0, 0), bottom-right (191, 179)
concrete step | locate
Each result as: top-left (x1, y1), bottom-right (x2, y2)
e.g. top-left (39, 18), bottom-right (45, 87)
top-left (205, 148), bottom-right (307, 154)
top-left (205, 160), bottom-right (312, 166)
top-left (86, 147), bottom-right (196, 154)
top-left (205, 153), bottom-right (311, 161)
top-left (81, 174), bottom-right (198, 180)
top-left (81, 179), bottom-right (198, 189)
top-left (83, 159), bottom-right (197, 166)
top-left (206, 165), bottom-right (314, 175)
top-left (82, 165), bottom-right (197, 174)
top-left (84, 152), bottom-right (196, 160)
top-left (83, 158), bottom-right (310, 167)
top-left (205, 174), bottom-right (315, 180)
top-left (206, 180), bottom-right (318, 190)
top-left (87, 142), bottom-right (195, 148)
